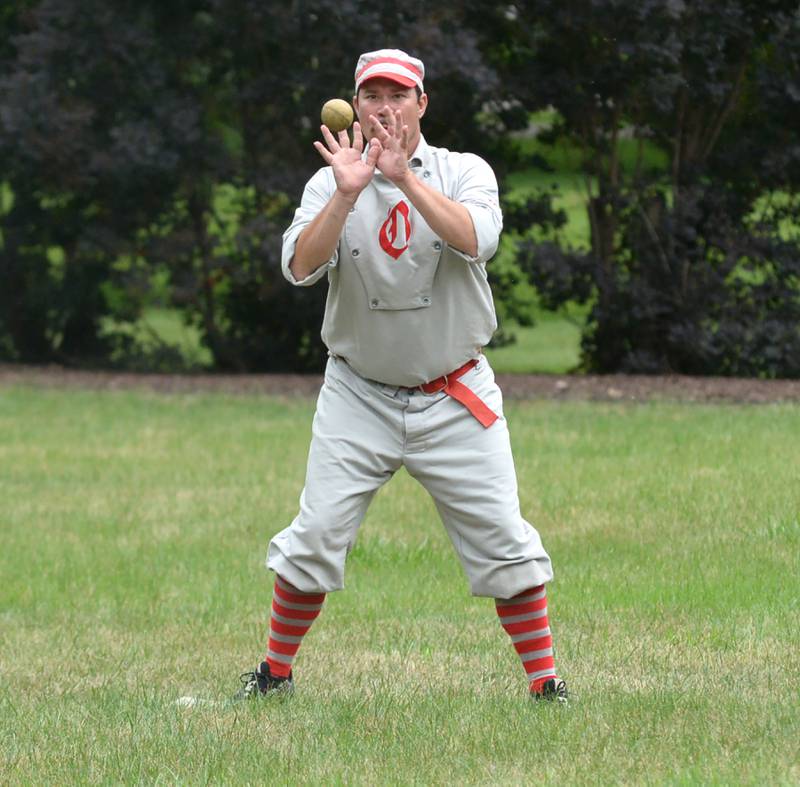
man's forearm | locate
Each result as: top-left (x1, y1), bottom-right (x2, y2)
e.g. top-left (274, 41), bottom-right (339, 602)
top-left (290, 190), bottom-right (357, 281)
top-left (395, 173), bottom-right (478, 258)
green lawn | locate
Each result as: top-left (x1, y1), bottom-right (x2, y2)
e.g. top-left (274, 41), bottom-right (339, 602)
top-left (1, 387), bottom-right (798, 784)
top-left (486, 307), bottom-right (585, 374)
top-left (102, 306), bottom-right (214, 371)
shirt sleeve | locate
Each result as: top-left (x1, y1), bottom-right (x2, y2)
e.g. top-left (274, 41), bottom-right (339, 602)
top-left (281, 167), bottom-right (339, 286)
top-left (450, 153), bottom-right (503, 265)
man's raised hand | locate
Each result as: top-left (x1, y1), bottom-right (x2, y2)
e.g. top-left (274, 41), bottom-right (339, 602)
top-left (313, 121), bottom-right (381, 200)
top-left (369, 108), bottom-right (410, 184)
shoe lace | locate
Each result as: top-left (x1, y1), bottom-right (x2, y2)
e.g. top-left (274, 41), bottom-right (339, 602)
top-left (239, 671), bottom-right (258, 688)
top-left (532, 677), bottom-right (568, 700)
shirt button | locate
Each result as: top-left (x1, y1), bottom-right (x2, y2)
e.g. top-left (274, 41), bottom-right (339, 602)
top-left (370, 298), bottom-right (379, 308)
top-left (433, 241), bottom-right (442, 251)
top-left (352, 248), bottom-right (360, 257)
top-left (423, 170), bottom-right (431, 179)
top-left (422, 296), bottom-right (431, 305)
top-left (349, 207), bottom-right (355, 213)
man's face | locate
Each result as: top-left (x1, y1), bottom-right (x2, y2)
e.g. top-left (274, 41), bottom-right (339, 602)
top-left (353, 78), bottom-right (428, 154)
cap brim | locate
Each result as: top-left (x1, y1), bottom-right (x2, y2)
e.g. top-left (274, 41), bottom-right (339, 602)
top-left (358, 72), bottom-right (418, 89)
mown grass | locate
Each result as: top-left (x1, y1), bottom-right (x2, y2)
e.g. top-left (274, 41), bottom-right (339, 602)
top-left (486, 304), bottom-right (586, 374)
top-left (102, 306), bottom-right (214, 371)
top-left (1, 387), bottom-right (798, 784)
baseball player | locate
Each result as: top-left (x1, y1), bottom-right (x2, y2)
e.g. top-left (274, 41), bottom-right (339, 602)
top-left (234, 49), bottom-right (567, 703)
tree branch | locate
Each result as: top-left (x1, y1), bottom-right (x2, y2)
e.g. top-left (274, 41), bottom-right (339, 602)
top-left (701, 57), bottom-right (749, 162)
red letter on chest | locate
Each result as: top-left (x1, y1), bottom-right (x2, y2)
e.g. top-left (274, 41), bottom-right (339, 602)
top-left (379, 200), bottom-right (412, 260)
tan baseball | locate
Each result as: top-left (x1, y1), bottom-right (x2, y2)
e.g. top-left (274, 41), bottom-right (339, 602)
top-left (321, 99), bottom-right (354, 133)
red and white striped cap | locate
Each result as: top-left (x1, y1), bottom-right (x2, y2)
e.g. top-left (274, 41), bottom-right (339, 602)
top-left (354, 49), bottom-right (425, 92)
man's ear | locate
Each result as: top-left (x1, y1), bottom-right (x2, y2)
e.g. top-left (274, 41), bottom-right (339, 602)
top-left (418, 93), bottom-right (428, 118)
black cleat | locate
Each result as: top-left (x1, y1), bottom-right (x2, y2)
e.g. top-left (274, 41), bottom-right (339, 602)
top-left (231, 661), bottom-right (294, 702)
top-left (531, 677), bottom-right (568, 703)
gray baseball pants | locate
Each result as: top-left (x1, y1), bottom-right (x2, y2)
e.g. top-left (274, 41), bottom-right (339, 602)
top-left (267, 354), bottom-right (553, 599)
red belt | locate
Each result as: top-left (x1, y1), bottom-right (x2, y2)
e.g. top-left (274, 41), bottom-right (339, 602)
top-left (416, 359), bottom-right (499, 428)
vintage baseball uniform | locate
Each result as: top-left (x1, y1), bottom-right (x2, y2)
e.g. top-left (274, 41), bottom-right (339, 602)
top-left (266, 136), bottom-right (554, 599)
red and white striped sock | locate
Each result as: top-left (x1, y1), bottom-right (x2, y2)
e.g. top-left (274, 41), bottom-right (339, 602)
top-left (265, 575), bottom-right (325, 678)
top-left (495, 584), bottom-right (558, 692)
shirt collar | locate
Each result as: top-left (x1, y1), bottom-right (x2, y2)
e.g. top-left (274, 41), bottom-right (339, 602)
top-left (408, 135), bottom-right (431, 169)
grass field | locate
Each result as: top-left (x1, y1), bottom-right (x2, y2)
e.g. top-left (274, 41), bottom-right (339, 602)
top-left (486, 308), bottom-right (585, 375)
top-left (1, 387), bottom-right (798, 784)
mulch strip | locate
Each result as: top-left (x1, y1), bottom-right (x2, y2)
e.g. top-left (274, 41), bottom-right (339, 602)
top-left (2, 364), bottom-right (800, 404)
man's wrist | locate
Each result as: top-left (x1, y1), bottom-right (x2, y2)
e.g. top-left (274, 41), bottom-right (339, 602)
top-left (392, 168), bottom-right (416, 191)
top-left (333, 188), bottom-right (359, 208)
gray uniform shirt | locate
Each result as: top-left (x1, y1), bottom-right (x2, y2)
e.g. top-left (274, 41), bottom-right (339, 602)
top-left (281, 136), bottom-right (503, 386)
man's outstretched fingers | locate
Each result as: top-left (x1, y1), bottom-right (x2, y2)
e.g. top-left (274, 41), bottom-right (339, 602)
top-left (368, 114), bottom-right (391, 143)
top-left (352, 122), bottom-right (364, 153)
top-left (320, 125), bottom-right (341, 152)
top-left (312, 140), bottom-right (334, 164)
top-left (365, 137), bottom-right (382, 167)
top-left (400, 124), bottom-right (409, 151)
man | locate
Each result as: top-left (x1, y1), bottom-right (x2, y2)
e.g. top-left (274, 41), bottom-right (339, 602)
top-left (235, 49), bottom-right (567, 702)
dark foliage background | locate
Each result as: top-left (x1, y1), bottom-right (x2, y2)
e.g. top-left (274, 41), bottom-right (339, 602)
top-left (1, 0), bottom-right (799, 376)
top-left (471, 0), bottom-right (800, 375)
